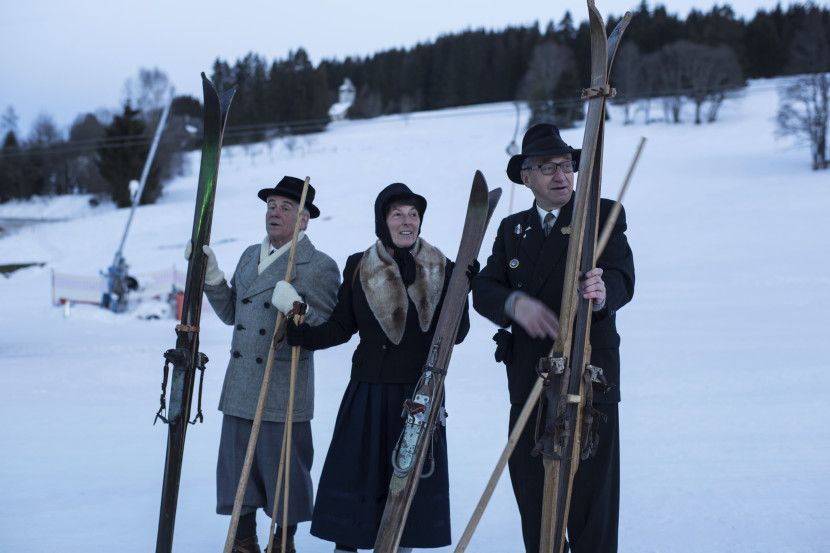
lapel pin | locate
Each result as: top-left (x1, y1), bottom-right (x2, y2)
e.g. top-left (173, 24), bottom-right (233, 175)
top-left (509, 259), bottom-right (520, 269)
top-left (561, 226), bottom-right (571, 235)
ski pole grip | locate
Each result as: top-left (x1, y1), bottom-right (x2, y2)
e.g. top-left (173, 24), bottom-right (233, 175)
top-left (289, 301), bottom-right (307, 318)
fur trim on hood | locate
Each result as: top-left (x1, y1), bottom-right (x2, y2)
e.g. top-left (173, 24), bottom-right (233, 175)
top-left (360, 237), bottom-right (445, 345)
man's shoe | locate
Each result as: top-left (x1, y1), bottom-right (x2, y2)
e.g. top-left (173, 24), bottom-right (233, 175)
top-left (266, 534), bottom-right (296, 553)
top-left (232, 535), bottom-right (262, 553)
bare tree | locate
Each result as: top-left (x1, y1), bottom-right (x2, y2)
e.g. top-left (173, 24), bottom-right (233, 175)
top-left (776, 11), bottom-right (829, 170)
top-left (28, 113), bottom-right (62, 147)
top-left (777, 74), bottom-right (829, 170)
top-left (1, 106), bottom-right (18, 136)
top-left (517, 41), bottom-right (578, 128)
top-left (635, 51), bottom-right (662, 124)
top-left (649, 40), bottom-right (746, 125)
top-left (350, 84), bottom-right (383, 119)
top-left (656, 41), bottom-right (689, 123)
top-left (685, 43), bottom-right (745, 124)
top-left (122, 67), bottom-right (188, 193)
top-left (611, 42), bottom-right (643, 125)
top-left (123, 67), bottom-right (171, 123)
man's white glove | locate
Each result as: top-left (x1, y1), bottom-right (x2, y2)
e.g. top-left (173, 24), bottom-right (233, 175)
top-left (272, 281), bottom-right (303, 314)
top-left (184, 242), bottom-right (225, 286)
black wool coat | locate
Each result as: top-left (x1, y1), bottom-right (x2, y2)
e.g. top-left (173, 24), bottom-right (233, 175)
top-left (302, 247), bottom-right (470, 384)
top-left (471, 195), bottom-right (635, 405)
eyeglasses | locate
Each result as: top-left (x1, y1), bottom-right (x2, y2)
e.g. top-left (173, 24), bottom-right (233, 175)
top-left (524, 161), bottom-right (575, 175)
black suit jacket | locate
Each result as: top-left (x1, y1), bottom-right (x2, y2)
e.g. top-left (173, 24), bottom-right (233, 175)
top-left (471, 195), bottom-right (634, 404)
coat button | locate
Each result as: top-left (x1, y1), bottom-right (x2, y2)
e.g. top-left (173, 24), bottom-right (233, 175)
top-left (381, 344), bottom-right (387, 350)
top-left (256, 357), bottom-right (263, 364)
top-left (232, 351), bottom-right (241, 358)
top-left (259, 329), bottom-right (266, 335)
top-left (517, 282), bottom-right (523, 288)
top-left (264, 302), bottom-right (270, 308)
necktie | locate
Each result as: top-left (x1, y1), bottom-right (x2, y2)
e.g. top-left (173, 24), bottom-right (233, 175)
top-left (543, 212), bottom-right (554, 236)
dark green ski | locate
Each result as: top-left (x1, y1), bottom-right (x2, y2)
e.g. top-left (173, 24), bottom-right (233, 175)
top-left (154, 73), bottom-right (236, 553)
top-left (373, 171), bottom-right (501, 552)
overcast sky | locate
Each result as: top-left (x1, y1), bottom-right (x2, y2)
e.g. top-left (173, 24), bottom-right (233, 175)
top-left (1, 0), bottom-right (820, 135)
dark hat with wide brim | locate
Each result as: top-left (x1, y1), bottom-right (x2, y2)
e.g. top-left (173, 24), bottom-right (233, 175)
top-left (506, 124), bottom-right (581, 184)
top-left (257, 176), bottom-right (320, 218)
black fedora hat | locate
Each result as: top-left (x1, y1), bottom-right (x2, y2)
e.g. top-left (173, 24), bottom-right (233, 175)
top-left (506, 124), bottom-right (581, 184)
top-left (257, 176), bottom-right (320, 218)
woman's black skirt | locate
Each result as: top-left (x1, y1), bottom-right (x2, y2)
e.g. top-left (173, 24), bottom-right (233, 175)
top-left (310, 379), bottom-right (451, 549)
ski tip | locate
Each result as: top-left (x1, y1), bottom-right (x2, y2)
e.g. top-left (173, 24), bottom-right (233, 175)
top-left (587, 0), bottom-right (604, 22)
top-left (200, 73), bottom-right (238, 105)
top-left (489, 187), bottom-right (503, 204)
top-left (613, 11), bottom-right (632, 36)
top-left (472, 170), bottom-right (489, 197)
top-left (219, 84), bottom-right (239, 113)
top-left (487, 188), bottom-right (503, 219)
top-left (202, 73), bottom-right (217, 96)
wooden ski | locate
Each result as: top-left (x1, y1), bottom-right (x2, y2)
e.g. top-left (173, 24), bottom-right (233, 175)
top-left (155, 73), bottom-right (236, 553)
top-left (373, 172), bottom-right (501, 552)
top-left (538, 3), bottom-right (631, 553)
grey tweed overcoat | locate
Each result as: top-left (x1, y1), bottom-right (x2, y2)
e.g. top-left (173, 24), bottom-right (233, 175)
top-left (204, 235), bottom-right (340, 423)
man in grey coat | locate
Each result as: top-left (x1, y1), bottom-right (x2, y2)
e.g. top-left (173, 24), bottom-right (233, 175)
top-left (200, 176), bottom-right (340, 553)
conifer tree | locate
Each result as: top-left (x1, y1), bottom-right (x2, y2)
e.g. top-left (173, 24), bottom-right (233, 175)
top-left (97, 104), bottom-right (159, 207)
top-left (0, 130), bottom-right (23, 201)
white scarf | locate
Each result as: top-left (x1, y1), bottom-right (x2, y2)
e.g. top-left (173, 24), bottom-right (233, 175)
top-left (257, 232), bottom-right (304, 275)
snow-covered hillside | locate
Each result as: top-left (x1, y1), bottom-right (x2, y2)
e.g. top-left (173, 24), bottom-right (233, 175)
top-left (1, 79), bottom-right (828, 553)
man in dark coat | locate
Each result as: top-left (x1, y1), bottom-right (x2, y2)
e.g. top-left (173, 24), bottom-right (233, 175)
top-left (199, 176), bottom-right (340, 553)
top-left (471, 124), bottom-right (635, 553)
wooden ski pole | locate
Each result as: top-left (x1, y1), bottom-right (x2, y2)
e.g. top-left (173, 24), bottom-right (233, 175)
top-left (454, 138), bottom-right (645, 553)
top-left (266, 431), bottom-right (288, 552)
top-left (266, 306), bottom-right (306, 553)
top-left (223, 177), bottom-right (311, 553)
top-left (454, 376), bottom-right (544, 553)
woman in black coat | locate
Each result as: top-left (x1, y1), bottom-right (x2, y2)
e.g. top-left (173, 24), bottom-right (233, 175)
top-left (286, 183), bottom-right (470, 552)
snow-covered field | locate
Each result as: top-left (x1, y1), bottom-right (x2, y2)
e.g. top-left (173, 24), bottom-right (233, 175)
top-left (1, 78), bottom-right (828, 552)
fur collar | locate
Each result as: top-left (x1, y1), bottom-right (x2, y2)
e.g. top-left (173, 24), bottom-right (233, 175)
top-left (360, 238), bottom-right (446, 345)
